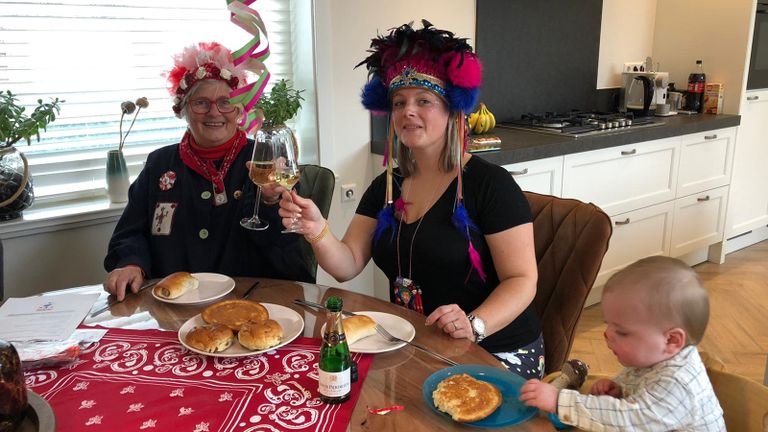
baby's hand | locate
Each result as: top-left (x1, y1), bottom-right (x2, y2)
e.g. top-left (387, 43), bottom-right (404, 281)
top-left (519, 379), bottom-right (559, 413)
top-left (589, 378), bottom-right (621, 397)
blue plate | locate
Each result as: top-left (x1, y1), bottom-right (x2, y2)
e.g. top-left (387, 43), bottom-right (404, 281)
top-left (422, 365), bottom-right (538, 428)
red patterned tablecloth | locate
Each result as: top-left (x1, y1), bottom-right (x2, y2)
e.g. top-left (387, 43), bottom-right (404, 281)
top-left (23, 328), bottom-right (373, 432)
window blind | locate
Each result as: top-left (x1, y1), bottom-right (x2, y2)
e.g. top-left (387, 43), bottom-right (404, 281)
top-left (1, 0), bottom-right (293, 205)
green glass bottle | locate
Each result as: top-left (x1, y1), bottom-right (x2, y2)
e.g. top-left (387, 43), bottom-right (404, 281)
top-left (318, 296), bottom-right (351, 404)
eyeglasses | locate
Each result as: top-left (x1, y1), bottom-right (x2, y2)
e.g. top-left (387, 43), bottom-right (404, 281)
top-left (188, 97), bottom-right (236, 114)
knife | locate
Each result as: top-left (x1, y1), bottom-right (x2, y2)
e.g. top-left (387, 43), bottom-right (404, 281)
top-left (89, 280), bottom-right (158, 318)
top-left (240, 281), bottom-right (260, 299)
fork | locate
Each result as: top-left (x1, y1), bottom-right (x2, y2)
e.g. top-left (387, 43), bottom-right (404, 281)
top-left (293, 298), bottom-right (459, 366)
top-left (371, 322), bottom-right (459, 366)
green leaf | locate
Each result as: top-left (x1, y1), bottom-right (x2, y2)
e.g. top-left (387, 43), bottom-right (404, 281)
top-left (256, 79), bottom-right (305, 127)
top-left (0, 91), bottom-right (63, 148)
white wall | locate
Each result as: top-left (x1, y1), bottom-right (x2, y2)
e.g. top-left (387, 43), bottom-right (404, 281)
top-left (3, 221), bottom-right (116, 298)
top-left (311, 0), bottom-right (475, 296)
top-left (597, 0), bottom-right (658, 89)
top-left (651, 0), bottom-right (754, 115)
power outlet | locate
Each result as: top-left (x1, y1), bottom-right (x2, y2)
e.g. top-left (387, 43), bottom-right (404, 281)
top-left (341, 183), bottom-right (358, 203)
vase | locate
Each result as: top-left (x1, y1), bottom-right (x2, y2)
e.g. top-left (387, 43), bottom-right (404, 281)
top-left (106, 149), bottom-right (130, 203)
top-left (0, 147), bottom-right (34, 221)
top-left (0, 339), bottom-right (27, 432)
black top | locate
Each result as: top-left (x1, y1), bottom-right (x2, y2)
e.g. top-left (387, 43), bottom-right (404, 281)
top-left (104, 141), bottom-right (313, 283)
top-left (357, 156), bottom-right (541, 353)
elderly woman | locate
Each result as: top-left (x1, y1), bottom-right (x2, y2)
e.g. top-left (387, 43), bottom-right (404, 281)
top-left (104, 42), bottom-right (311, 300)
top-left (280, 21), bottom-right (544, 379)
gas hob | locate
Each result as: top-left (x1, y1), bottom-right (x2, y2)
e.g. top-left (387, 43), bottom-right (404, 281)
top-left (499, 111), bottom-right (662, 137)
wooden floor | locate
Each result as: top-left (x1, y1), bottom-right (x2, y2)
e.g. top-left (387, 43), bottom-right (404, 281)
top-left (570, 240), bottom-right (768, 383)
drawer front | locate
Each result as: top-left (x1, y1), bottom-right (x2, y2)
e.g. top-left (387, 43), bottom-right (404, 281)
top-left (670, 186), bottom-right (728, 257)
top-left (503, 156), bottom-right (564, 196)
top-left (562, 138), bottom-right (679, 216)
top-left (677, 128), bottom-right (735, 197)
top-left (585, 201), bottom-right (675, 306)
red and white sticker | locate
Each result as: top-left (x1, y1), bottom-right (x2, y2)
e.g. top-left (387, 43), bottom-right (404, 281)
top-left (159, 171), bottom-right (177, 191)
top-left (152, 202), bottom-right (177, 235)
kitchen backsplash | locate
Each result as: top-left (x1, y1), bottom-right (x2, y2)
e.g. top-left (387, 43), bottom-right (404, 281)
top-left (476, 0), bottom-right (605, 122)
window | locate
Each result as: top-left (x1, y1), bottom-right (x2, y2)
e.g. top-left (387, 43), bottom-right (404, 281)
top-left (1, 0), bottom-right (296, 205)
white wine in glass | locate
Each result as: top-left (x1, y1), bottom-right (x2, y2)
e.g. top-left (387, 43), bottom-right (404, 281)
top-left (270, 127), bottom-right (301, 234)
top-left (240, 138), bottom-right (274, 231)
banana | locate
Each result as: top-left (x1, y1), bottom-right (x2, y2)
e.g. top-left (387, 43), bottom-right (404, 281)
top-left (468, 112), bottom-right (479, 130)
top-left (469, 102), bottom-right (496, 135)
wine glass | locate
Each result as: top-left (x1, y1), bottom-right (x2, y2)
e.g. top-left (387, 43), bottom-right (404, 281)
top-left (270, 127), bottom-right (301, 234)
top-left (240, 136), bottom-right (274, 231)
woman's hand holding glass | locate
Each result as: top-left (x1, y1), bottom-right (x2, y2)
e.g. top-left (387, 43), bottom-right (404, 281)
top-left (278, 191), bottom-right (324, 238)
top-left (271, 135), bottom-right (302, 233)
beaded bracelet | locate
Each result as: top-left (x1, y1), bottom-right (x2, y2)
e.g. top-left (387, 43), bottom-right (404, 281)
top-left (304, 221), bottom-right (330, 245)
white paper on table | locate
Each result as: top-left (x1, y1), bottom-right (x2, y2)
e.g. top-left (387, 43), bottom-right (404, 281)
top-left (0, 292), bottom-right (101, 341)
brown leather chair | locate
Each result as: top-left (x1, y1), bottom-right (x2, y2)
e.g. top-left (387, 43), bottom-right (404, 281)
top-left (524, 191), bottom-right (612, 375)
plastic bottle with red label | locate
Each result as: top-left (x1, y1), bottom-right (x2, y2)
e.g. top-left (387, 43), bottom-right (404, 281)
top-left (685, 60), bottom-right (706, 113)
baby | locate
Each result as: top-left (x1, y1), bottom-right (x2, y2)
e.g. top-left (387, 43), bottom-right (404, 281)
top-left (519, 256), bottom-right (725, 431)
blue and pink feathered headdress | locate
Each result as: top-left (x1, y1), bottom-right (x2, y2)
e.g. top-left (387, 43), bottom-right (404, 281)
top-left (357, 20), bottom-right (487, 282)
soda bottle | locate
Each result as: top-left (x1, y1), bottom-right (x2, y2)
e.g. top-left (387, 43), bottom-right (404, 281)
top-left (318, 296), bottom-right (351, 404)
top-left (685, 60), bottom-right (706, 113)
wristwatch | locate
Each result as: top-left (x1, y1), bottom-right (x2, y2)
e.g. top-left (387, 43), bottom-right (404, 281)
top-left (466, 314), bottom-right (486, 343)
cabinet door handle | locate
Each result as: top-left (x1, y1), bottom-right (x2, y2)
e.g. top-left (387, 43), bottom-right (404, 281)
top-left (620, 149), bottom-right (637, 156)
top-left (704, 134), bottom-right (718, 140)
top-left (614, 218), bottom-right (630, 225)
top-left (508, 168), bottom-right (529, 176)
top-left (697, 195), bottom-right (711, 202)
top-left (747, 95), bottom-right (760, 101)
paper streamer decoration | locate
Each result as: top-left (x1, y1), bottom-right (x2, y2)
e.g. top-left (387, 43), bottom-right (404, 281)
top-left (226, 0), bottom-right (271, 134)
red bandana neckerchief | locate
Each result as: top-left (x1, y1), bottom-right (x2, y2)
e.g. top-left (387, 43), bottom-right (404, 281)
top-left (179, 129), bottom-right (246, 199)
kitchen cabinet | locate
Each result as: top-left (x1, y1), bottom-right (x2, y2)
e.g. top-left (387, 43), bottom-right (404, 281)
top-left (562, 138), bottom-right (679, 216)
top-left (727, 90), bottom-right (768, 237)
top-left (585, 201), bottom-right (674, 306)
top-left (671, 186), bottom-right (729, 258)
top-left (503, 156), bottom-right (563, 196)
top-left (559, 128), bottom-right (734, 306)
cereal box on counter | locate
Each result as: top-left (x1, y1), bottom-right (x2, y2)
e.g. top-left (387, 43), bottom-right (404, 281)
top-left (704, 83), bottom-right (724, 114)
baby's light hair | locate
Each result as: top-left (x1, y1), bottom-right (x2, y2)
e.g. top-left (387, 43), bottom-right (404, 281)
top-left (603, 256), bottom-right (710, 345)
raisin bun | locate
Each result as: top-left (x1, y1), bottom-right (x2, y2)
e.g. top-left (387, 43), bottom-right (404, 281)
top-left (202, 299), bottom-right (269, 330)
top-left (185, 324), bottom-right (234, 353)
top-left (432, 373), bottom-right (502, 423)
top-left (153, 272), bottom-right (199, 299)
top-left (342, 315), bottom-right (377, 344)
top-left (238, 319), bottom-right (283, 350)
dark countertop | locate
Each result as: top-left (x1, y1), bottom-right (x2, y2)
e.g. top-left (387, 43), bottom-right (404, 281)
top-left (370, 113), bottom-right (741, 165)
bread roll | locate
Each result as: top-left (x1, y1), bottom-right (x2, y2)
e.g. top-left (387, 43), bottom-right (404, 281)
top-left (238, 319), bottom-right (283, 350)
top-left (185, 324), bottom-right (234, 353)
top-left (342, 315), bottom-right (377, 344)
top-left (202, 299), bottom-right (269, 330)
top-left (432, 373), bottom-right (502, 423)
top-left (153, 272), bottom-right (199, 299)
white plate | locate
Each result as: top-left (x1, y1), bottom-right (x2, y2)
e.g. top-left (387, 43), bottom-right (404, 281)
top-left (177, 303), bottom-right (304, 357)
top-left (152, 273), bottom-right (235, 305)
top-left (322, 311), bottom-right (416, 354)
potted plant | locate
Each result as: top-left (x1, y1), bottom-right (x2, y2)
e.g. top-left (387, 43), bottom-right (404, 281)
top-left (106, 97), bottom-right (148, 204)
top-left (0, 90), bottom-right (62, 220)
top-left (255, 79), bottom-right (304, 159)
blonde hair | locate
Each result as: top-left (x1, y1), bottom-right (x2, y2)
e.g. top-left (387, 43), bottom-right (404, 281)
top-left (395, 112), bottom-right (460, 177)
top-left (603, 256), bottom-right (710, 345)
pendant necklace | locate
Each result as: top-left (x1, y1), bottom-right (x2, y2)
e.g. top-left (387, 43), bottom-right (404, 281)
top-left (393, 179), bottom-right (438, 314)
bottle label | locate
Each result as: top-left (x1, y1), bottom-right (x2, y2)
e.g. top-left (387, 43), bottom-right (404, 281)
top-left (688, 82), bottom-right (704, 93)
top-left (318, 368), bottom-right (351, 397)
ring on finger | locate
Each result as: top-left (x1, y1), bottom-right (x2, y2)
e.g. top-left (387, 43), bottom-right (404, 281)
top-left (452, 321), bottom-right (459, 332)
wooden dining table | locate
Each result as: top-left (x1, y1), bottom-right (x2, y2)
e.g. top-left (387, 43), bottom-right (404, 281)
top-left (67, 277), bottom-right (558, 431)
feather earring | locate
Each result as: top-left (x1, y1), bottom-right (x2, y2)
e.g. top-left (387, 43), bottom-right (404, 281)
top-left (373, 115), bottom-right (397, 243)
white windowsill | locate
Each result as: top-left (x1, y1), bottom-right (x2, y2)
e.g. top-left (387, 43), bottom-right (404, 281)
top-left (0, 197), bottom-right (127, 240)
